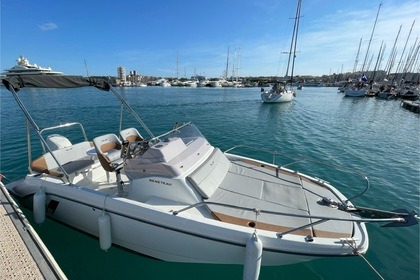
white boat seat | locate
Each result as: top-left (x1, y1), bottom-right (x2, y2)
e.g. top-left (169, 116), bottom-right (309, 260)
top-left (93, 134), bottom-right (123, 172)
top-left (54, 159), bottom-right (94, 175)
top-left (30, 141), bottom-right (94, 177)
top-left (120, 127), bottom-right (143, 142)
top-left (46, 134), bottom-right (72, 151)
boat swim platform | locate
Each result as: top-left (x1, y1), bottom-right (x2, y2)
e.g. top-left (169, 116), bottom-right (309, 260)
top-left (0, 182), bottom-right (67, 280)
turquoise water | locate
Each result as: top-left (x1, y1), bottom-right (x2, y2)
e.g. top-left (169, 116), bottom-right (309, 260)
top-left (1, 85), bottom-right (419, 280)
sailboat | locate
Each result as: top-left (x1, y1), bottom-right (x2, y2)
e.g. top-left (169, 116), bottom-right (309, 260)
top-left (344, 4), bottom-right (382, 98)
top-left (260, 0), bottom-right (301, 103)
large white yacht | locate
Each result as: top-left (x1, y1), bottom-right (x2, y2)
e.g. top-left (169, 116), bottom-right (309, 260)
top-left (2, 56), bottom-right (63, 77)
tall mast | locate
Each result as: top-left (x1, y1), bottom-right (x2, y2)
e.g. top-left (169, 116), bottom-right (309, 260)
top-left (231, 47), bottom-right (236, 80)
top-left (361, 3), bottom-right (382, 73)
top-left (371, 41), bottom-right (385, 84)
top-left (289, 0), bottom-right (301, 86)
top-left (84, 59), bottom-right (90, 78)
top-left (286, 0), bottom-right (302, 86)
top-left (235, 46), bottom-right (242, 82)
top-left (395, 20), bottom-right (415, 77)
top-left (353, 38), bottom-right (363, 73)
top-left (176, 51), bottom-right (179, 79)
top-left (402, 38), bottom-right (419, 79)
top-left (225, 47), bottom-right (229, 80)
top-left (384, 25), bottom-right (402, 78)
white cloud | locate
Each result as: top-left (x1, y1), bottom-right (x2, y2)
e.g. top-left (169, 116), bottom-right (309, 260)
top-left (38, 23), bottom-right (58, 31)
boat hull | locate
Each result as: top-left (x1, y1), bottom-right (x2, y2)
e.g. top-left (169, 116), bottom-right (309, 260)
top-left (7, 174), bottom-right (368, 266)
top-left (261, 90), bottom-right (295, 103)
top-left (344, 89), bottom-right (366, 97)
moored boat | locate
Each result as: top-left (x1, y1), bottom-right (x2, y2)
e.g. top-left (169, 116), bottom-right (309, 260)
top-left (2, 75), bottom-right (418, 277)
top-left (344, 82), bottom-right (368, 97)
top-left (260, 84), bottom-right (295, 103)
top-left (2, 56), bottom-right (63, 77)
top-left (260, 0), bottom-right (301, 103)
top-left (345, 88), bottom-right (367, 97)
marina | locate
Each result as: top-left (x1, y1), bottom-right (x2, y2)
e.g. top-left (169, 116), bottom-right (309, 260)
top-left (0, 83), bottom-right (418, 280)
top-left (1, 0), bottom-right (419, 279)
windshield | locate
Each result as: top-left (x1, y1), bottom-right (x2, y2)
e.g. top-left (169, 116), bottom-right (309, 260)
top-left (151, 122), bottom-right (204, 145)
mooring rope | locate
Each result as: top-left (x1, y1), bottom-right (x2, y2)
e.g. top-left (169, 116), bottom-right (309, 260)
top-left (344, 240), bottom-right (385, 280)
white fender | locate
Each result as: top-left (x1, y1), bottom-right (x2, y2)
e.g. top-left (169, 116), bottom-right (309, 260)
top-left (98, 213), bottom-right (112, 251)
top-left (243, 232), bottom-right (263, 280)
top-left (33, 187), bottom-right (46, 224)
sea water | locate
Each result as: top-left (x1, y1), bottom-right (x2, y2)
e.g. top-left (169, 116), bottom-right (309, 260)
top-left (1, 85), bottom-right (419, 280)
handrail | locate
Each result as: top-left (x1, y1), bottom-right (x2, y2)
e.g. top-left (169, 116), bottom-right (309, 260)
top-left (40, 122), bottom-right (87, 138)
top-left (172, 201), bottom-right (412, 237)
top-left (172, 201), bottom-right (406, 223)
top-left (39, 122), bottom-right (88, 153)
top-left (224, 145), bottom-right (370, 203)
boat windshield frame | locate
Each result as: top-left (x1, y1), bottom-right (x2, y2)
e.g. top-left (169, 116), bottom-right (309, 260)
top-left (148, 122), bottom-right (203, 145)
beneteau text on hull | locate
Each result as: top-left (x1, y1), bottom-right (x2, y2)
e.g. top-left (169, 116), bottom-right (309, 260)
top-left (2, 75), bottom-right (418, 275)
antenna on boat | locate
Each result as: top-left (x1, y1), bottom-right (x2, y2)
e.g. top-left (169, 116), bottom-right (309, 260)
top-left (84, 59), bottom-right (90, 78)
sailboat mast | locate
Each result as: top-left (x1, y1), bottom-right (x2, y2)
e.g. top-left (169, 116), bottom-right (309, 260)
top-left (84, 59), bottom-right (90, 78)
top-left (285, 0), bottom-right (302, 86)
top-left (176, 51), bottom-right (179, 79)
top-left (395, 20), bottom-right (416, 80)
top-left (371, 41), bottom-right (384, 84)
top-left (289, 0), bottom-right (302, 86)
top-left (384, 25), bottom-right (402, 78)
top-left (361, 3), bottom-right (382, 73)
top-left (402, 38), bottom-right (419, 80)
top-left (225, 47), bottom-right (229, 80)
top-left (353, 38), bottom-right (363, 73)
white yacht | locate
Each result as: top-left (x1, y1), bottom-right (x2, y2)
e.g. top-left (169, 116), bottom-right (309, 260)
top-left (2, 56), bottom-right (63, 77)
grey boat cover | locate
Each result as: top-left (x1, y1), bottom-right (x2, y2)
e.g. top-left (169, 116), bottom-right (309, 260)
top-left (2, 75), bottom-right (110, 92)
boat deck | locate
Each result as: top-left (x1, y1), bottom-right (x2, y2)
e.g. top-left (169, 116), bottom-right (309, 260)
top-left (0, 182), bottom-right (66, 279)
top-left (206, 158), bottom-right (354, 238)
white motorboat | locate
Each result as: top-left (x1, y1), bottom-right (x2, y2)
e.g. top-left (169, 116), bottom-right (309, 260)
top-left (3, 75), bottom-right (417, 276)
top-left (2, 56), bottom-right (63, 77)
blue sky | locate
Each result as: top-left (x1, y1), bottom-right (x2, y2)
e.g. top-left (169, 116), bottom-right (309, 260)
top-left (1, 0), bottom-right (419, 78)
